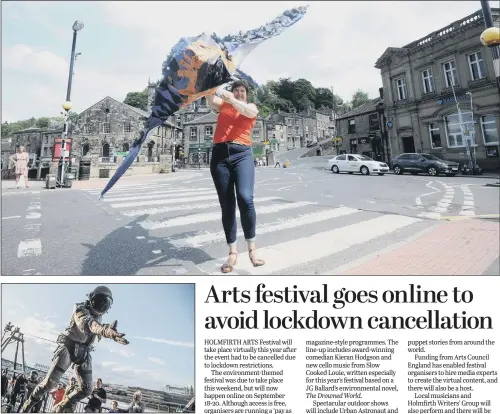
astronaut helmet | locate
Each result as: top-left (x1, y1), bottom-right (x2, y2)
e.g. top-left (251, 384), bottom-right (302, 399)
top-left (87, 286), bottom-right (113, 315)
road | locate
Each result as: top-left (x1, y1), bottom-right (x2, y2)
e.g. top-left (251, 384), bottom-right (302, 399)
top-left (2, 157), bottom-right (499, 276)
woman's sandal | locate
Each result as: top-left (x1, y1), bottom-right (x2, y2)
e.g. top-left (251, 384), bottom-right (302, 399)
top-left (221, 252), bottom-right (238, 273)
top-left (249, 248), bottom-right (265, 267)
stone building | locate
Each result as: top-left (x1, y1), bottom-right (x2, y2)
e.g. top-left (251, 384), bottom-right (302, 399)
top-left (267, 109), bottom-right (315, 150)
top-left (71, 96), bottom-right (181, 178)
top-left (335, 97), bottom-right (385, 158)
top-left (300, 107), bottom-right (336, 142)
top-left (375, 8), bottom-right (500, 169)
top-left (183, 111), bottom-right (218, 165)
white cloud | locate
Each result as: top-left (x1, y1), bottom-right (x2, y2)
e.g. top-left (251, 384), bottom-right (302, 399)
top-left (147, 357), bottom-right (166, 366)
top-left (101, 361), bottom-right (119, 367)
top-left (131, 336), bottom-right (194, 348)
top-left (2, 1), bottom-right (482, 122)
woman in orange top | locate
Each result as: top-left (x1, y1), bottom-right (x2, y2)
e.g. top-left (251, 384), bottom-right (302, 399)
top-left (207, 80), bottom-right (265, 273)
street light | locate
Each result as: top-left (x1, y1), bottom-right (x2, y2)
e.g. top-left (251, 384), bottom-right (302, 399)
top-left (479, 0), bottom-right (500, 96)
top-left (465, 91), bottom-right (478, 170)
top-left (59, 20), bottom-right (84, 188)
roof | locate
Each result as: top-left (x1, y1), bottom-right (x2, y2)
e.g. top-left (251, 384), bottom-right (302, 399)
top-left (79, 96), bottom-right (150, 118)
top-left (184, 111), bottom-right (219, 125)
top-left (336, 98), bottom-right (381, 120)
top-left (375, 8), bottom-right (500, 68)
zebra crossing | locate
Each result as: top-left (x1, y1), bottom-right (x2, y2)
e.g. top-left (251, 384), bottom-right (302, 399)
top-left (80, 179), bottom-right (431, 275)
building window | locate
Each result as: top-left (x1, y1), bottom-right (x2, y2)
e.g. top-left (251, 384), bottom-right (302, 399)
top-left (369, 114), bottom-right (380, 130)
top-left (83, 125), bottom-right (90, 134)
top-left (444, 112), bottom-right (474, 148)
top-left (480, 115), bottom-right (499, 145)
top-left (468, 51), bottom-right (486, 81)
top-left (82, 143), bottom-right (89, 156)
top-left (190, 127), bottom-right (197, 141)
top-left (295, 119), bottom-right (299, 125)
top-left (122, 143), bottom-right (130, 152)
top-left (428, 123), bottom-right (442, 149)
top-left (443, 60), bottom-right (458, 87)
top-left (395, 77), bottom-right (407, 100)
top-left (123, 122), bottom-right (131, 133)
top-left (205, 126), bottom-right (213, 136)
top-left (295, 126), bottom-right (299, 133)
top-left (102, 143), bottom-right (110, 157)
top-left (102, 123), bottom-right (111, 134)
top-left (421, 69), bottom-right (434, 93)
top-left (348, 119), bottom-right (356, 134)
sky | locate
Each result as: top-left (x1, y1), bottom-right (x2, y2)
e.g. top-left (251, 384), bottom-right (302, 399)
top-left (2, 1), bottom-right (486, 123)
top-left (1, 284), bottom-right (195, 391)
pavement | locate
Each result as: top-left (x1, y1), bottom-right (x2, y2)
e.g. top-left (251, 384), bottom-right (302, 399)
top-left (1, 156), bottom-right (499, 276)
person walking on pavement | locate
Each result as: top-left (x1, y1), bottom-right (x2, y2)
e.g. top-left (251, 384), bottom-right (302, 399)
top-left (9, 146), bottom-right (29, 189)
top-left (274, 155), bottom-right (281, 168)
top-left (207, 80), bottom-right (266, 273)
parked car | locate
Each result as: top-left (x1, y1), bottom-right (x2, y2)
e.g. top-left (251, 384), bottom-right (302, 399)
top-left (391, 153), bottom-right (459, 177)
top-left (327, 154), bottom-right (389, 175)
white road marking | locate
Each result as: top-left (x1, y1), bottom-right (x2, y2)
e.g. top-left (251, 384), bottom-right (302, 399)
top-left (2, 216), bottom-right (22, 220)
top-left (170, 207), bottom-right (360, 248)
top-left (139, 201), bottom-right (316, 230)
top-left (102, 188), bottom-right (214, 203)
top-left (120, 197), bottom-right (279, 217)
top-left (24, 223), bottom-right (41, 231)
top-left (197, 215), bottom-right (421, 275)
top-left (124, 226), bottom-right (132, 229)
top-left (152, 250), bottom-right (162, 254)
top-left (459, 185), bottom-right (476, 216)
top-left (110, 194), bottom-right (220, 208)
top-left (17, 239), bottom-right (42, 258)
top-left (136, 236), bottom-right (145, 239)
top-left (25, 212), bottom-right (41, 220)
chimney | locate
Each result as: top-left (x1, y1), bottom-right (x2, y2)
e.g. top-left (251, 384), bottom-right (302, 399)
top-left (146, 79), bottom-right (156, 113)
top-left (379, 88), bottom-right (384, 99)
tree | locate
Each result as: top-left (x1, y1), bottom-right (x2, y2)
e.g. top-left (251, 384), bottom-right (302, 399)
top-left (124, 91), bottom-right (148, 111)
top-left (351, 89), bottom-right (370, 108)
top-left (293, 78), bottom-right (316, 111)
top-left (36, 117), bottom-right (50, 128)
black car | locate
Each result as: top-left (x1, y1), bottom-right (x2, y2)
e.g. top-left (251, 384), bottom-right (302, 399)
top-left (391, 153), bottom-right (460, 177)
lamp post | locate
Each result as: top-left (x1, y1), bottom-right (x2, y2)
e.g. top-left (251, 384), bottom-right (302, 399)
top-left (466, 91), bottom-right (478, 170)
top-left (479, 0), bottom-right (500, 96)
top-left (59, 20), bottom-right (84, 188)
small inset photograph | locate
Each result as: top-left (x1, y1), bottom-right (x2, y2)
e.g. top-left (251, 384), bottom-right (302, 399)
top-left (1, 284), bottom-right (195, 413)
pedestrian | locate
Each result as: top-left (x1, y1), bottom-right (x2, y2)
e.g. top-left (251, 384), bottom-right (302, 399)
top-left (274, 155), bottom-right (281, 168)
top-left (127, 390), bottom-right (145, 413)
top-left (9, 146), bottom-right (29, 189)
top-left (84, 378), bottom-right (107, 413)
top-left (206, 80), bottom-right (265, 273)
top-left (109, 400), bottom-right (127, 413)
top-left (50, 383), bottom-right (66, 407)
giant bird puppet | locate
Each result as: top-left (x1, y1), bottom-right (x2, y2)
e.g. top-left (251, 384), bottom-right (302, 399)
top-left (99, 6), bottom-right (308, 199)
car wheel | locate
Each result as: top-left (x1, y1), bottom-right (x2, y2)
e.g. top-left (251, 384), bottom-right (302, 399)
top-left (393, 165), bottom-right (403, 175)
top-left (427, 167), bottom-right (437, 176)
top-left (332, 165), bottom-right (339, 174)
top-left (360, 165), bottom-right (370, 175)
top-left (378, 173), bottom-right (384, 176)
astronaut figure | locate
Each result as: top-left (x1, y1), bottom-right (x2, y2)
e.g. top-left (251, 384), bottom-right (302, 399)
top-left (20, 286), bottom-right (129, 413)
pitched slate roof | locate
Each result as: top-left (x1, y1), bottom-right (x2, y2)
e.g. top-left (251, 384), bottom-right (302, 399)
top-left (336, 98), bottom-right (382, 120)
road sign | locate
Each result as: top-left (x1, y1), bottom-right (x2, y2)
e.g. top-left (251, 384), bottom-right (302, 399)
top-left (386, 121), bottom-right (393, 129)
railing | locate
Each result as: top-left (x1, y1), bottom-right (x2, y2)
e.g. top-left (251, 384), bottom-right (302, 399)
top-left (408, 11), bottom-right (483, 49)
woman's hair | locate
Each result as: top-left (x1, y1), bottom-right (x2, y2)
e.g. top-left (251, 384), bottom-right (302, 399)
top-left (231, 80), bottom-right (248, 93)
top-left (133, 390), bottom-right (142, 399)
top-left (19, 146), bottom-right (25, 152)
